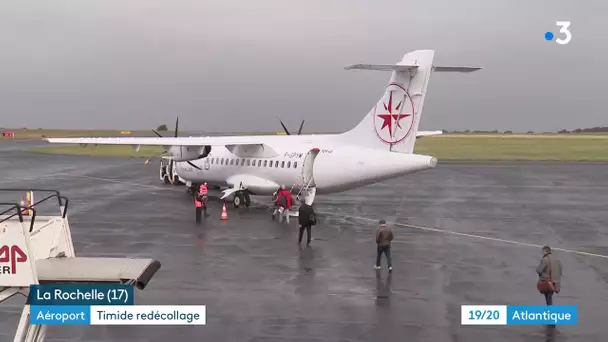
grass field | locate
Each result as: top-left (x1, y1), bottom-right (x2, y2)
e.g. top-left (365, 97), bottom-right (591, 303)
top-left (413, 134), bottom-right (608, 161)
top-left (24, 133), bottom-right (608, 161)
top-left (0, 128), bottom-right (288, 140)
top-left (0, 129), bottom-right (157, 139)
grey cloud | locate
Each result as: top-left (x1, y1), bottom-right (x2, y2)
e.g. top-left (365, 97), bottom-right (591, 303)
top-left (0, 0), bottom-right (605, 132)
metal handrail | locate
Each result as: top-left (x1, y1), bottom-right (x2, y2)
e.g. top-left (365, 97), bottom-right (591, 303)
top-left (0, 189), bottom-right (70, 231)
top-left (0, 188), bottom-right (63, 207)
top-left (0, 203), bottom-right (36, 232)
top-left (0, 203), bottom-right (24, 222)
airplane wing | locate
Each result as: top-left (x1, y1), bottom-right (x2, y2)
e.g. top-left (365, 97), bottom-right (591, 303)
top-left (46, 131), bottom-right (441, 146)
top-left (416, 130), bottom-right (443, 138)
top-left (45, 136), bottom-right (282, 160)
top-left (45, 136), bottom-right (266, 146)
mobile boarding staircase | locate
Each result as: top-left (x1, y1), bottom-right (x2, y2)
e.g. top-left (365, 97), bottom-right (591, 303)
top-left (287, 176), bottom-right (317, 217)
top-left (0, 189), bottom-right (162, 342)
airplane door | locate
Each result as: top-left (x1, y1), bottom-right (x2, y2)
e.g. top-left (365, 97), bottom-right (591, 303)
top-left (300, 148), bottom-right (320, 187)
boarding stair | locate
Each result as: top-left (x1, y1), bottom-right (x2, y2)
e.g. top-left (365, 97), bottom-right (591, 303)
top-left (0, 188), bottom-right (161, 342)
top-left (287, 175), bottom-right (317, 217)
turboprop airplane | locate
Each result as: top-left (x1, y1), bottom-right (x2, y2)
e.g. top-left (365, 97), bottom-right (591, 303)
top-left (46, 49), bottom-right (481, 210)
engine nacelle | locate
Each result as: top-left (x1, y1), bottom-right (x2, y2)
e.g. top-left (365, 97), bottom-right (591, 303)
top-left (168, 145), bottom-right (211, 161)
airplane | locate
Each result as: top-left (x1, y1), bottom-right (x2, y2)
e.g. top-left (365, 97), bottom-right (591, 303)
top-left (45, 49), bottom-right (481, 211)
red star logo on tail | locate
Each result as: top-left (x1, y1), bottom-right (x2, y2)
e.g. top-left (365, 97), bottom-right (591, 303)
top-left (377, 91), bottom-right (411, 138)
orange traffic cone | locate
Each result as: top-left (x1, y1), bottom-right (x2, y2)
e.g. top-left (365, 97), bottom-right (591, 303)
top-left (220, 202), bottom-right (228, 221)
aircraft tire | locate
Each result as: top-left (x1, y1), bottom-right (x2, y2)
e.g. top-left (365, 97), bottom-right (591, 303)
top-left (163, 175), bottom-right (170, 184)
top-left (233, 194), bottom-right (241, 208)
top-left (244, 192), bottom-right (251, 207)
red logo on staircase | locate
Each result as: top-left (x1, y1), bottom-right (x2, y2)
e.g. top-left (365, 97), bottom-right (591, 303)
top-left (373, 83), bottom-right (415, 144)
top-left (0, 245), bottom-right (28, 275)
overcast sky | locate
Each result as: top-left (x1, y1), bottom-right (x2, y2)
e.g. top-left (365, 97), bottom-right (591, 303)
top-left (0, 0), bottom-right (605, 132)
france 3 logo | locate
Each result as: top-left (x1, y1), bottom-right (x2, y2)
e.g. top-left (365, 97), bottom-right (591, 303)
top-left (545, 21), bottom-right (571, 45)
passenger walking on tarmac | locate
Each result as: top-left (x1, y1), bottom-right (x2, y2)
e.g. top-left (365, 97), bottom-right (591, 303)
top-left (536, 246), bottom-right (562, 305)
top-left (298, 198), bottom-right (316, 246)
top-left (375, 220), bottom-right (394, 272)
top-left (195, 183), bottom-right (210, 223)
top-left (272, 184), bottom-right (294, 224)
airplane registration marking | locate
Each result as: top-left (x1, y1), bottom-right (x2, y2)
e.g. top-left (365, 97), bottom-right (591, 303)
top-left (283, 149), bottom-right (332, 158)
top-left (283, 152), bottom-right (304, 158)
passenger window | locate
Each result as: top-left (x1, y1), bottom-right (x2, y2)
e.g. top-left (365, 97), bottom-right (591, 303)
top-left (287, 161), bottom-right (291, 168)
top-left (241, 159), bottom-right (245, 166)
top-left (275, 161), bottom-right (279, 167)
top-left (281, 161), bottom-right (285, 168)
top-left (221, 158), bottom-right (225, 165)
top-left (263, 160), bottom-right (267, 167)
top-left (294, 161), bottom-right (297, 168)
top-left (258, 160), bottom-right (262, 167)
top-left (230, 159), bottom-right (234, 165)
top-left (246, 159), bottom-right (250, 166)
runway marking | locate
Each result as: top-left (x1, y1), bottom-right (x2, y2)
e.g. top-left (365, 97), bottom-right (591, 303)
top-left (412, 184), bottom-right (608, 190)
top-left (440, 161), bottom-right (608, 166)
top-left (316, 210), bottom-right (608, 260)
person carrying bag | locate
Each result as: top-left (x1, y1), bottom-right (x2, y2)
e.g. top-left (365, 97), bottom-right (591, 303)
top-left (298, 198), bottom-right (316, 246)
top-left (536, 246), bottom-right (562, 305)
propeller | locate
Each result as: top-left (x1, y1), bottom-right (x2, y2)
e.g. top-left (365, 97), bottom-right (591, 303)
top-left (278, 118), bottom-right (305, 135)
top-left (148, 117), bottom-right (202, 170)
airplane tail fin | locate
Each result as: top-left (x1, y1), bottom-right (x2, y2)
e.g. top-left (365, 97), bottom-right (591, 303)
top-left (339, 50), bottom-right (481, 153)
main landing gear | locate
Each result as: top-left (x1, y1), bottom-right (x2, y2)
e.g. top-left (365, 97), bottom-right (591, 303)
top-left (187, 183), bottom-right (251, 209)
top-left (232, 190), bottom-right (251, 208)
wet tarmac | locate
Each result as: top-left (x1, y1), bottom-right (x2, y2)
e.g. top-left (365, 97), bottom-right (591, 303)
top-left (1, 141), bottom-right (608, 341)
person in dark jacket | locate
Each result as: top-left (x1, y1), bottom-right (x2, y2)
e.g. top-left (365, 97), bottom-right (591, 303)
top-left (375, 220), bottom-right (394, 272)
top-left (537, 246), bottom-right (562, 305)
top-left (298, 198), bottom-right (316, 246)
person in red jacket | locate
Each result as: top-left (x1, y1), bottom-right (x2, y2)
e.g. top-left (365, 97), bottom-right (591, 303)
top-left (194, 183), bottom-right (209, 223)
top-left (272, 184), bottom-right (294, 224)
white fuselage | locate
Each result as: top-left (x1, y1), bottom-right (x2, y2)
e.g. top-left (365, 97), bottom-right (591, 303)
top-left (174, 134), bottom-right (437, 196)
